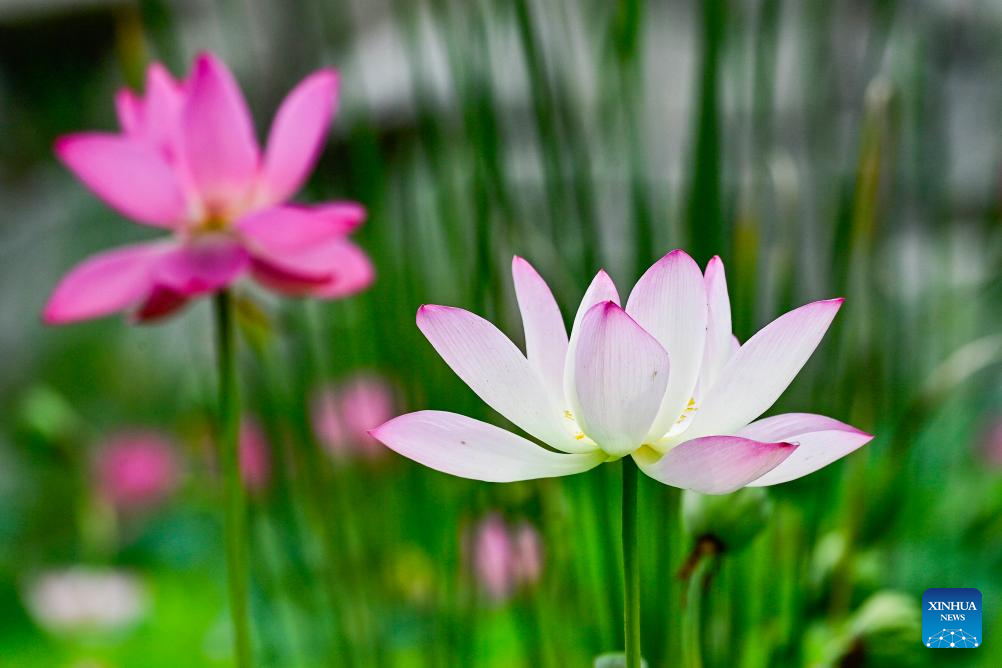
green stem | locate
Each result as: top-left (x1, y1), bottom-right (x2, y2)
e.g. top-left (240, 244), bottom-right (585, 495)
top-left (214, 291), bottom-right (253, 668)
top-left (683, 555), bottom-right (708, 668)
top-left (622, 458), bottom-right (641, 668)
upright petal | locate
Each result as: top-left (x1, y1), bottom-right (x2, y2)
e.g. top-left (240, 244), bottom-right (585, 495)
top-left (181, 52), bottom-right (259, 212)
top-left (512, 257), bottom-right (568, 406)
top-left (625, 250), bottom-right (708, 441)
top-left (699, 256), bottom-right (733, 392)
top-left (564, 270), bottom-right (620, 416)
top-left (570, 269), bottom-right (620, 335)
top-left (55, 134), bottom-right (187, 227)
top-left (371, 411), bottom-right (603, 482)
top-left (634, 436), bottom-right (797, 494)
top-left (261, 69), bottom-right (339, 203)
top-left (44, 243), bottom-right (168, 324)
top-left (739, 413), bottom-right (873, 486)
top-left (115, 90), bottom-right (141, 134)
top-left (683, 299), bottom-right (844, 439)
top-left (140, 63), bottom-right (187, 156)
top-left (154, 234), bottom-right (249, 296)
top-left (417, 305), bottom-right (591, 454)
top-left (572, 302), bottom-right (670, 457)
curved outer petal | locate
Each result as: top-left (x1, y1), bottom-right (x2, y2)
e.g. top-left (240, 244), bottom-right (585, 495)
top-left (238, 206), bottom-right (370, 294)
top-left (417, 305), bottom-right (591, 454)
top-left (44, 243), bottom-right (169, 324)
top-left (181, 52), bottom-right (259, 212)
top-left (625, 250), bottom-right (708, 441)
top-left (237, 205), bottom-right (346, 253)
top-left (698, 256), bottom-right (733, 392)
top-left (132, 285), bottom-right (189, 323)
top-left (302, 240), bottom-right (374, 298)
top-left (154, 235), bottom-right (249, 295)
top-left (739, 413), bottom-right (873, 486)
top-left (564, 269), bottom-right (620, 418)
top-left (634, 436), bottom-right (797, 494)
top-left (370, 411), bottom-right (603, 482)
top-left (261, 69), bottom-right (339, 203)
top-left (305, 201), bottom-right (366, 235)
top-left (55, 134), bottom-right (187, 227)
top-left (682, 298), bottom-right (844, 440)
top-left (512, 256), bottom-right (568, 406)
top-left (572, 302), bottom-right (670, 456)
top-left (251, 238), bottom-right (374, 298)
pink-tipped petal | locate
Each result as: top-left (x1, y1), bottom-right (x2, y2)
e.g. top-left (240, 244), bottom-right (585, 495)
top-left (512, 256), bottom-right (568, 406)
top-left (572, 302), bottom-right (670, 456)
top-left (155, 235), bottom-right (249, 296)
top-left (417, 305), bottom-right (590, 454)
top-left (625, 249), bottom-right (708, 441)
top-left (698, 256), bottom-right (733, 392)
top-left (55, 134), bottom-right (187, 227)
top-left (684, 299), bottom-right (844, 439)
top-left (564, 270), bottom-right (620, 414)
top-left (261, 68), bottom-right (339, 203)
top-left (181, 52), bottom-right (259, 211)
top-left (739, 413), bottom-right (873, 486)
top-left (570, 269), bottom-right (620, 334)
top-left (44, 243), bottom-right (168, 324)
top-left (634, 436), bottom-right (797, 494)
top-left (370, 411), bottom-right (604, 482)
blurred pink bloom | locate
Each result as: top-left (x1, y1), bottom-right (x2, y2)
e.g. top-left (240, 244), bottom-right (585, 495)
top-left (312, 375), bottom-right (396, 459)
top-left (45, 52), bottom-right (373, 325)
top-left (979, 418), bottom-right (1002, 469)
top-left (96, 431), bottom-right (178, 510)
top-left (511, 521), bottom-right (543, 584)
top-left (372, 251), bottom-right (873, 493)
top-left (469, 514), bottom-right (544, 603)
top-left (240, 418), bottom-right (271, 491)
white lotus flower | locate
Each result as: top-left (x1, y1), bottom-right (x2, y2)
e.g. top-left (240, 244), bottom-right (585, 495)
top-left (371, 250), bottom-right (872, 493)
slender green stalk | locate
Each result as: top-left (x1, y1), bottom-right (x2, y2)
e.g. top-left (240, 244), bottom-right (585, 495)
top-left (213, 290), bottom-right (253, 668)
top-left (622, 458), bottom-right (641, 668)
top-left (683, 555), bottom-right (709, 668)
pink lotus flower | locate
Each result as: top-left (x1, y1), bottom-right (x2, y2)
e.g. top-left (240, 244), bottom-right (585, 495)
top-left (468, 514), bottom-right (543, 602)
top-left (44, 52), bottom-right (373, 324)
top-left (372, 250), bottom-right (873, 493)
top-left (311, 375), bottom-right (396, 459)
top-left (96, 431), bottom-right (179, 509)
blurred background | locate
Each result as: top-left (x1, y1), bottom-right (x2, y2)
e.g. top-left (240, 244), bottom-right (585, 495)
top-left (1, 0), bottom-right (1001, 666)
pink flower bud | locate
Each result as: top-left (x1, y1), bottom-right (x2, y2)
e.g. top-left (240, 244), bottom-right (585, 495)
top-left (312, 375), bottom-right (396, 459)
top-left (239, 418), bottom-right (271, 492)
top-left (95, 431), bottom-right (178, 510)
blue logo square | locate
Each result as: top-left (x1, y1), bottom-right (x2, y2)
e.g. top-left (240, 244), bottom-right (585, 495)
top-left (923, 588), bottom-right (981, 648)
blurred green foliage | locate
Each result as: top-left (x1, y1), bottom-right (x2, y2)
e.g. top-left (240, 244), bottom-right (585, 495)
top-left (0, 0), bottom-right (1000, 666)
